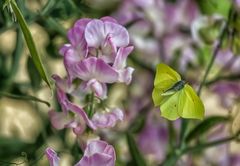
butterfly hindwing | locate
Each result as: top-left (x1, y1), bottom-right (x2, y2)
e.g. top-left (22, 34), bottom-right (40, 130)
top-left (178, 84), bottom-right (205, 120)
top-left (160, 90), bottom-right (182, 120)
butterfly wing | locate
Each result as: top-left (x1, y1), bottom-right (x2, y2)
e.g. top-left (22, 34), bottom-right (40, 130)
top-left (152, 63), bottom-right (181, 106)
top-left (159, 90), bottom-right (182, 120)
top-left (178, 84), bottom-right (205, 120)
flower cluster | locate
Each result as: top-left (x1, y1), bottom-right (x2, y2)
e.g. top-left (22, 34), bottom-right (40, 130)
top-left (46, 140), bottom-right (115, 166)
top-left (46, 16), bottom-right (134, 166)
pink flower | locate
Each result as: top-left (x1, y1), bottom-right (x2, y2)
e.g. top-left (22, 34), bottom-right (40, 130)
top-left (75, 140), bottom-right (116, 166)
top-left (74, 57), bottom-right (118, 99)
top-left (45, 148), bottom-right (60, 166)
top-left (113, 46), bottom-right (135, 84)
top-left (45, 140), bottom-right (116, 166)
top-left (85, 17), bottom-right (129, 63)
top-left (49, 75), bottom-right (124, 133)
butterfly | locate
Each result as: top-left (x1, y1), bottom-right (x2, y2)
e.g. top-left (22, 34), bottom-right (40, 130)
top-left (152, 63), bottom-right (205, 120)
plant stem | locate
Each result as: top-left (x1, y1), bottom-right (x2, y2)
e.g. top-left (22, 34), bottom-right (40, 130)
top-left (197, 8), bottom-right (233, 96)
top-left (181, 133), bottom-right (239, 155)
top-left (87, 93), bottom-right (95, 118)
top-left (205, 74), bottom-right (240, 85)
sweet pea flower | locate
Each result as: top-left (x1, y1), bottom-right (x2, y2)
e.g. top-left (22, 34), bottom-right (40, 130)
top-left (49, 101), bottom-right (124, 134)
top-left (49, 74), bottom-right (124, 133)
top-left (113, 46), bottom-right (135, 84)
top-left (45, 140), bottom-right (116, 166)
top-left (85, 17), bottom-right (129, 63)
top-left (59, 19), bottom-right (90, 82)
top-left (74, 57), bottom-right (118, 99)
top-left (45, 148), bottom-right (60, 166)
top-left (75, 140), bottom-right (116, 166)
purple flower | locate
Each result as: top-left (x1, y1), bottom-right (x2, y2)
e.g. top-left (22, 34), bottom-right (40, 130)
top-left (85, 17), bottom-right (129, 62)
top-left (59, 20), bottom-right (89, 82)
top-left (75, 140), bottom-right (116, 166)
top-left (74, 57), bottom-right (118, 99)
top-left (49, 75), bottom-right (124, 133)
top-left (45, 147), bottom-right (60, 166)
top-left (91, 108), bottom-right (124, 128)
top-left (113, 46), bottom-right (135, 84)
top-left (45, 140), bottom-right (116, 166)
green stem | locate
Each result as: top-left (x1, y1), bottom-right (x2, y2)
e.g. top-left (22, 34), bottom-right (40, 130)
top-left (181, 133), bottom-right (239, 155)
top-left (205, 73), bottom-right (240, 86)
top-left (87, 93), bottom-right (95, 118)
top-left (197, 8), bottom-right (233, 96)
top-left (161, 132), bottom-right (240, 166)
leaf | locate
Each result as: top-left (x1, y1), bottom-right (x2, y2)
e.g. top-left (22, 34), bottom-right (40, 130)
top-left (196, 0), bottom-right (231, 18)
top-left (185, 116), bottom-right (229, 142)
top-left (27, 57), bottom-right (42, 90)
top-left (10, 0), bottom-right (52, 89)
top-left (0, 91), bottom-right (50, 107)
top-left (126, 132), bottom-right (147, 166)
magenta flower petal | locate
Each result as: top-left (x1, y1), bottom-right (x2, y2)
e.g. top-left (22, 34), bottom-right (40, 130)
top-left (91, 108), bottom-right (124, 128)
top-left (113, 46), bottom-right (134, 69)
top-left (45, 148), bottom-right (60, 166)
top-left (101, 16), bottom-right (118, 23)
top-left (118, 67), bottom-right (134, 85)
top-left (85, 19), bottom-right (105, 48)
top-left (67, 102), bottom-right (97, 130)
top-left (80, 80), bottom-right (107, 99)
top-left (85, 19), bottom-right (129, 48)
top-left (74, 18), bottom-right (92, 29)
top-left (48, 110), bottom-right (71, 130)
top-left (104, 21), bottom-right (129, 47)
top-left (75, 140), bottom-right (116, 166)
top-left (74, 57), bottom-right (118, 83)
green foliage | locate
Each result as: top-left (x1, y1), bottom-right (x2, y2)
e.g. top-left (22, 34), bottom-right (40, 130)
top-left (9, 0), bottom-right (52, 89)
top-left (196, 0), bottom-right (231, 18)
top-left (185, 116), bottom-right (230, 142)
top-left (126, 132), bottom-right (147, 166)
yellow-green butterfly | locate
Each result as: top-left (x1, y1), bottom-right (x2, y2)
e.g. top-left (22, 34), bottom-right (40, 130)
top-left (152, 63), bottom-right (205, 120)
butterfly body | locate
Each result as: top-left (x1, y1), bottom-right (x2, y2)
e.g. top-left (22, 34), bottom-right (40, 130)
top-left (162, 80), bottom-right (186, 96)
top-left (152, 63), bottom-right (205, 120)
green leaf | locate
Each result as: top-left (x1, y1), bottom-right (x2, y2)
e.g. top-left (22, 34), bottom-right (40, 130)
top-left (185, 116), bottom-right (229, 142)
top-left (196, 0), bottom-right (231, 18)
top-left (0, 91), bottom-right (50, 107)
top-left (126, 132), bottom-right (147, 166)
top-left (27, 57), bottom-right (42, 90)
top-left (9, 0), bottom-right (52, 89)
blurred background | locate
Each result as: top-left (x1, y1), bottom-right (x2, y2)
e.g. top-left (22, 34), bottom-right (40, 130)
top-left (0, 0), bottom-right (240, 165)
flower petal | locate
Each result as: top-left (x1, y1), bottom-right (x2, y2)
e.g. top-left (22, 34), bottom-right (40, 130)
top-left (67, 102), bottom-right (97, 130)
top-left (81, 80), bottom-right (107, 99)
top-left (85, 19), bottom-right (129, 48)
top-left (48, 110), bottom-right (72, 130)
top-left (101, 16), bottom-right (118, 23)
top-left (104, 22), bottom-right (129, 47)
top-left (74, 57), bottom-right (118, 83)
top-left (91, 108), bottom-right (124, 128)
top-left (45, 148), bottom-right (60, 166)
top-left (75, 140), bottom-right (116, 166)
top-left (85, 20), bottom-right (105, 48)
top-left (113, 46), bottom-right (134, 69)
top-left (118, 67), bottom-right (134, 85)
top-left (74, 18), bottom-right (92, 29)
